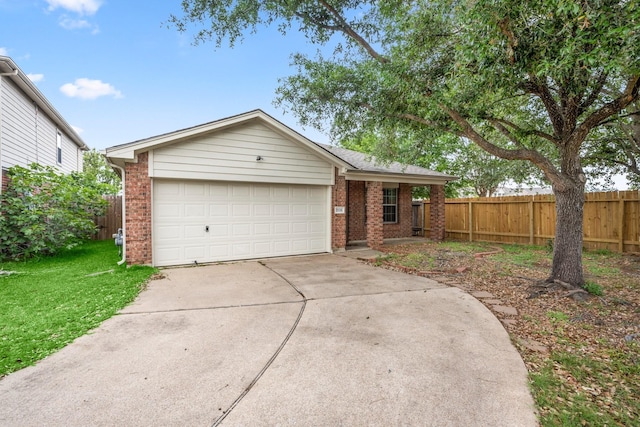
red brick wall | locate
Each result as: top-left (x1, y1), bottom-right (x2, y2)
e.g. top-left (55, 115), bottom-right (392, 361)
top-left (347, 180), bottom-right (366, 241)
top-left (366, 181), bottom-right (384, 249)
top-left (1, 169), bottom-right (9, 193)
top-left (383, 183), bottom-right (413, 239)
top-left (125, 152), bottom-right (152, 264)
top-left (331, 169), bottom-right (347, 250)
top-left (430, 184), bottom-right (445, 241)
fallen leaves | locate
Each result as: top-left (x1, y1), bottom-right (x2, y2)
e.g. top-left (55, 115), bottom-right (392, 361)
top-left (376, 241), bottom-right (640, 426)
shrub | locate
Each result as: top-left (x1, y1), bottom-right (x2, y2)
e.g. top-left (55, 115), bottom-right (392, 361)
top-left (0, 164), bottom-right (108, 260)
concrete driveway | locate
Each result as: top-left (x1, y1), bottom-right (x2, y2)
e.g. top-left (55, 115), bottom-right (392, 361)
top-left (0, 254), bottom-right (537, 426)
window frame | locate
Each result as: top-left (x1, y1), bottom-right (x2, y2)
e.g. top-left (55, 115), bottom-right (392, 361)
top-left (56, 131), bottom-right (62, 165)
top-left (382, 187), bottom-right (398, 224)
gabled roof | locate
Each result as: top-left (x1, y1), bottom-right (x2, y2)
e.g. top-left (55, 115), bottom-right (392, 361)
top-left (106, 109), bottom-right (456, 185)
top-left (0, 56), bottom-right (88, 151)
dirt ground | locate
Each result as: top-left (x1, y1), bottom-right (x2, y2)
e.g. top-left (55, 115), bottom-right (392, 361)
top-left (374, 241), bottom-right (640, 425)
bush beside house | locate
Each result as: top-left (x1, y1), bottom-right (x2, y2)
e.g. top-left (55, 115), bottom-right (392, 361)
top-left (0, 164), bottom-right (108, 260)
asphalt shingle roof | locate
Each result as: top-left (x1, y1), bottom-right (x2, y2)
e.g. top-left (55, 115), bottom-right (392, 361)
top-left (316, 143), bottom-right (455, 179)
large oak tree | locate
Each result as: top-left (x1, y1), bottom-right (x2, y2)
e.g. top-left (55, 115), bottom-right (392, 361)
top-left (171, 0), bottom-right (640, 287)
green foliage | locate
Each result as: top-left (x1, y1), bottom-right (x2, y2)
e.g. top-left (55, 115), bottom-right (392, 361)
top-left (0, 164), bottom-right (108, 260)
top-left (0, 240), bottom-right (156, 376)
top-left (82, 149), bottom-right (121, 195)
top-left (583, 281), bottom-right (604, 296)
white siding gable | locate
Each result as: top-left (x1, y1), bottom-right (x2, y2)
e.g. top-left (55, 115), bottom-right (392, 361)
top-left (150, 121), bottom-right (334, 185)
top-left (1, 78), bottom-right (82, 173)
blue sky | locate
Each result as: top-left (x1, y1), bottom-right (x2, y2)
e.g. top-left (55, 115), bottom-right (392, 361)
top-left (0, 0), bottom-right (329, 150)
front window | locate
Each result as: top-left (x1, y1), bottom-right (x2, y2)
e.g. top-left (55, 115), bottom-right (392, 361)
top-left (383, 188), bottom-right (398, 223)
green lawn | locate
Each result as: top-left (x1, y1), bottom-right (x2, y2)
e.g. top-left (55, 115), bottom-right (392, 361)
top-left (0, 240), bottom-right (156, 377)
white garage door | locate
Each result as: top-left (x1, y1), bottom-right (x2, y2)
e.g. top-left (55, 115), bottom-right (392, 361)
top-left (153, 180), bottom-right (329, 266)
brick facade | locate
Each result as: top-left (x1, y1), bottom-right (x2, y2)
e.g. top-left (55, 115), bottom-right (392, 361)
top-left (124, 152), bottom-right (152, 264)
top-left (347, 181), bottom-right (414, 242)
top-left (331, 169), bottom-right (347, 250)
top-left (120, 161), bottom-right (446, 264)
top-left (429, 184), bottom-right (446, 241)
top-left (347, 181), bottom-right (366, 241)
top-left (382, 183), bottom-right (413, 239)
top-left (366, 181), bottom-right (384, 249)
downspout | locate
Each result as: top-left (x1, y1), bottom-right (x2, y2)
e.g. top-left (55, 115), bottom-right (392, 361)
top-left (107, 159), bottom-right (126, 266)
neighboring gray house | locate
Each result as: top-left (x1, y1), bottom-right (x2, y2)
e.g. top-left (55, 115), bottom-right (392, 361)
top-left (0, 56), bottom-right (87, 190)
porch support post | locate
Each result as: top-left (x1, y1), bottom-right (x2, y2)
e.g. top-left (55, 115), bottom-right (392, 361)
top-left (429, 184), bottom-right (446, 241)
top-left (366, 181), bottom-right (384, 249)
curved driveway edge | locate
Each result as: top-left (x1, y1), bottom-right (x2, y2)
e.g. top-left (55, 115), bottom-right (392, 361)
top-left (0, 254), bottom-right (537, 426)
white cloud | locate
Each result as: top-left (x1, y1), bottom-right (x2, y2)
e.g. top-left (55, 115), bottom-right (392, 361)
top-left (27, 73), bottom-right (44, 83)
top-left (45, 0), bottom-right (102, 16)
top-left (60, 78), bottom-right (123, 100)
top-left (59, 16), bottom-right (90, 30)
top-left (71, 125), bottom-right (83, 135)
top-left (0, 47), bottom-right (8, 55)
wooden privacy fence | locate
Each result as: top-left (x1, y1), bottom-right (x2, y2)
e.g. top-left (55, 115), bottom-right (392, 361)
top-left (93, 195), bottom-right (122, 240)
top-left (422, 191), bottom-right (640, 253)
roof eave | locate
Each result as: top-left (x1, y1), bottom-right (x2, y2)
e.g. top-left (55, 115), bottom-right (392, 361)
top-left (0, 56), bottom-right (88, 151)
top-left (343, 169), bottom-right (457, 185)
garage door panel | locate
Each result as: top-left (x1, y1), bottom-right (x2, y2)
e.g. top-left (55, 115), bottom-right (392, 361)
top-left (210, 244), bottom-right (230, 258)
top-left (253, 241), bottom-right (272, 255)
top-left (272, 222), bottom-right (289, 234)
top-left (292, 222), bottom-right (308, 234)
top-left (156, 225), bottom-right (181, 240)
top-left (185, 204), bottom-right (206, 218)
top-left (184, 225), bottom-right (205, 238)
top-left (231, 184), bottom-right (251, 198)
top-left (273, 241), bottom-right (291, 253)
top-left (184, 245), bottom-right (206, 260)
top-left (210, 224), bottom-right (228, 237)
top-left (232, 243), bottom-right (251, 256)
top-left (254, 204), bottom-right (271, 216)
top-left (156, 204), bottom-right (181, 218)
top-left (153, 180), bottom-right (328, 266)
top-left (185, 182), bottom-right (206, 197)
top-left (209, 204), bottom-right (229, 216)
top-left (254, 223), bottom-right (270, 235)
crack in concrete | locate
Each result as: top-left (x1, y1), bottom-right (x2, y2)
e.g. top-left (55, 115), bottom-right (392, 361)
top-left (210, 262), bottom-right (308, 427)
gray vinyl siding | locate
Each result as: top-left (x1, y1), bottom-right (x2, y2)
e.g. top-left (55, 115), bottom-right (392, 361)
top-left (151, 121), bottom-right (333, 185)
top-left (0, 78), bottom-right (81, 172)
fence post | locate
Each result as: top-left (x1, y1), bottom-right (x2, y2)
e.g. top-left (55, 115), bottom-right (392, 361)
top-left (468, 201), bottom-right (473, 242)
top-left (618, 198), bottom-right (625, 253)
top-left (529, 199), bottom-right (534, 245)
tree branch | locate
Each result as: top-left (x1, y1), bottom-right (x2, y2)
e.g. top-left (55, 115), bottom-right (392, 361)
top-left (575, 75), bottom-right (640, 144)
top-left (439, 103), bottom-right (568, 190)
top-left (487, 118), bottom-right (525, 147)
top-left (578, 71), bottom-right (608, 115)
top-left (525, 76), bottom-right (564, 139)
top-left (316, 0), bottom-right (388, 63)
top-left (488, 117), bottom-right (558, 144)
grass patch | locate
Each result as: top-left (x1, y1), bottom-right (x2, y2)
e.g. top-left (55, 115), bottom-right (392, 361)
top-left (437, 241), bottom-right (491, 253)
top-left (0, 240), bottom-right (156, 377)
top-left (584, 281), bottom-right (604, 296)
top-left (531, 348), bottom-right (640, 426)
top-left (491, 244), bottom-right (548, 269)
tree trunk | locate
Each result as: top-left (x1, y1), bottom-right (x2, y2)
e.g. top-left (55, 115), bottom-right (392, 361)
top-left (549, 182), bottom-right (585, 287)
